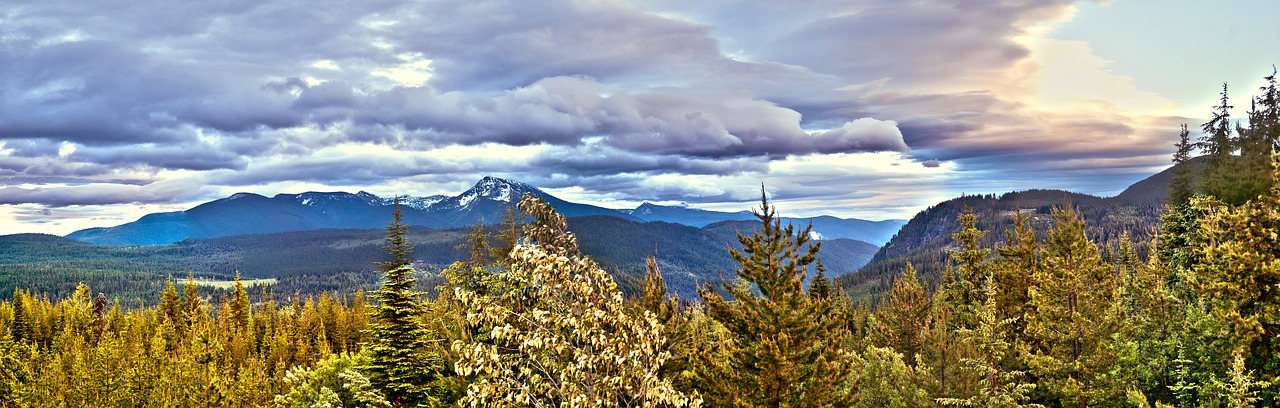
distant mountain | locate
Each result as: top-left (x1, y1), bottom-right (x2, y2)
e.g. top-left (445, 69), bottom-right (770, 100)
top-left (67, 176), bottom-right (637, 245)
top-left (8, 214), bottom-right (879, 300)
top-left (67, 176), bottom-right (901, 247)
top-left (836, 160), bottom-right (1186, 302)
top-left (429, 177), bottom-right (636, 225)
top-left (626, 203), bottom-right (757, 227)
top-left (701, 220), bottom-right (879, 280)
top-left (625, 202), bottom-right (905, 245)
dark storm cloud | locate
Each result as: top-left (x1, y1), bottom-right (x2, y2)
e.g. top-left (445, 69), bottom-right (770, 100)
top-left (323, 76), bottom-right (909, 157)
top-left (69, 144), bottom-right (249, 171)
top-left (209, 153), bottom-right (488, 186)
top-left (0, 185), bottom-right (168, 206)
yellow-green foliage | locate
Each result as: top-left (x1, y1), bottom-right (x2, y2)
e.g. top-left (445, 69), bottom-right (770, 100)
top-left (0, 275), bottom-right (369, 407)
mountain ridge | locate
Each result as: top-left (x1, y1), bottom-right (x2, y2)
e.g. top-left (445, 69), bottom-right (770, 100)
top-left (836, 160), bottom-right (1187, 301)
top-left (67, 176), bottom-right (902, 246)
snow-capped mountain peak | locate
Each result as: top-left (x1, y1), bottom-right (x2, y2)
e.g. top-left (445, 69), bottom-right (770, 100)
top-left (471, 176), bottom-right (536, 201)
top-left (430, 176), bottom-right (541, 211)
top-left (368, 193), bottom-right (447, 210)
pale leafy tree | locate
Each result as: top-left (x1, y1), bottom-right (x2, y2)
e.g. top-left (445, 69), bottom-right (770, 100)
top-left (452, 194), bottom-right (700, 407)
top-left (274, 352), bottom-right (391, 408)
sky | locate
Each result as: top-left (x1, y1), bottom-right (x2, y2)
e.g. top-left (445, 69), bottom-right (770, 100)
top-left (1, 0), bottom-right (1277, 236)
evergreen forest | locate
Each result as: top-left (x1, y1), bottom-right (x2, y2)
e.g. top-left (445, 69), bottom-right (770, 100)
top-left (1, 73), bottom-right (1280, 407)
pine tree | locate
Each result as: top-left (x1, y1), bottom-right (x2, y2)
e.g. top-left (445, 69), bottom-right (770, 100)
top-left (228, 271), bottom-right (252, 334)
top-left (995, 209), bottom-right (1038, 335)
top-left (944, 206), bottom-right (989, 330)
top-left (1198, 83), bottom-right (1242, 204)
top-left (1025, 204), bottom-right (1123, 407)
top-left (1187, 169), bottom-right (1280, 402)
top-left (877, 263), bottom-right (928, 366)
top-left (182, 273), bottom-right (203, 334)
top-left (365, 199), bottom-right (450, 407)
top-left (458, 221), bottom-right (492, 267)
top-left (9, 288), bottom-right (30, 344)
top-left (697, 188), bottom-right (853, 407)
top-left (160, 277), bottom-right (183, 340)
top-left (378, 196), bottom-right (414, 272)
top-left (92, 292), bottom-right (107, 345)
top-left (638, 255), bottom-right (678, 324)
top-left (491, 205), bottom-right (523, 265)
top-left (937, 279), bottom-right (1041, 408)
top-left (1169, 123), bottom-right (1196, 206)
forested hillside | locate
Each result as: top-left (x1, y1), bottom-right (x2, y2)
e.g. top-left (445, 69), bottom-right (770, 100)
top-left (839, 187), bottom-right (1167, 301)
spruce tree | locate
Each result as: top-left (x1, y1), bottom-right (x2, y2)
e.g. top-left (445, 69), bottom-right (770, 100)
top-left (228, 271), bottom-right (252, 334)
top-left (459, 221), bottom-right (492, 266)
top-left (877, 263), bottom-right (928, 367)
top-left (182, 273), bottom-right (203, 334)
top-left (1186, 169), bottom-right (1280, 402)
top-left (9, 288), bottom-right (30, 344)
top-left (697, 188), bottom-right (853, 407)
top-left (160, 277), bottom-right (183, 338)
top-left (938, 279), bottom-right (1041, 408)
top-left (1169, 123), bottom-right (1196, 206)
top-left (378, 197), bottom-right (414, 271)
top-left (1198, 84), bottom-right (1241, 204)
top-left (944, 206), bottom-right (989, 330)
top-left (1025, 204), bottom-right (1123, 407)
top-left (365, 196), bottom-right (449, 407)
top-left (490, 205), bottom-right (522, 265)
top-left (995, 209), bottom-right (1038, 335)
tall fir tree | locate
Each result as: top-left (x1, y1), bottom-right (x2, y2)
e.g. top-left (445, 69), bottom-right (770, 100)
top-left (697, 188), bottom-right (853, 407)
top-left (1186, 168), bottom-right (1280, 403)
top-left (938, 279), bottom-right (1041, 408)
top-left (490, 205), bottom-right (523, 265)
top-left (1025, 204), bottom-right (1123, 407)
top-left (1198, 83), bottom-right (1242, 204)
top-left (365, 197), bottom-right (450, 407)
top-left (1169, 123), bottom-right (1196, 206)
top-left (943, 205), bottom-right (990, 330)
top-left (9, 288), bottom-right (30, 344)
top-left (378, 197), bottom-right (414, 272)
top-left (995, 209), bottom-right (1039, 336)
top-left (877, 263), bottom-right (929, 367)
top-left (228, 271), bottom-right (252, 334)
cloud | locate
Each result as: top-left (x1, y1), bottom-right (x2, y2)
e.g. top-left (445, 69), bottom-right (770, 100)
top-left (0, 0), bottom-right (1235, 235)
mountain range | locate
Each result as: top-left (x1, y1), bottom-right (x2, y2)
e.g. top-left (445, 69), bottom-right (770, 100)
top-left (836, 160), bottom-right (1190, 302)
top-left (65, 176), bottom-right (906, 246)
top-left (6, 161), bottom-right (1191, 302)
